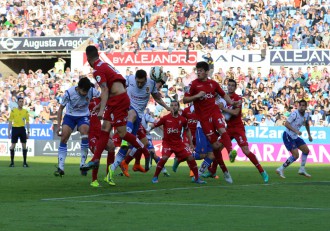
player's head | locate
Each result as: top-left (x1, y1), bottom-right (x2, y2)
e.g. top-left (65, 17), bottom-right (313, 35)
top-left (17, 97), bottom-right (24, 108)
top-left (298, 99), bottom-right (307, 113)
top-left (135, 69), bottom-right (147, 88)
top-left (77, 77), bottom-right (92, 96)
top-left (227, 79), bottom-right (237, 94)
top-left (86, 45), bottom-right (99, 67)
top-left (196, 61), bottom-right (209, 80)
top-left (170, 100), bottom-right (180, 115)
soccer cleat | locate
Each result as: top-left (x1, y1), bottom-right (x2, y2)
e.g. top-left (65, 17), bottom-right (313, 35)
top-left (191, 177), bottom-right (207, 184)
top-left (163, 171), bottom-right (170, 177)
top-left (202, 171), bottom-right (219, 179)
top-left (90, 180), bottom-right (100, 187)
top-left (103, 176), bottom-right (109, 183)
top-left (229, 150), bottom-right (237, 163)
top-left (23, 163), bottom-right (29, 168)
top-left (9, 163), bottom-right (14, 167)
top-left (261, 171), bottom-right (269, 183)
top-left (107, 165), bottom-right (116, 186)
top-left (152, 177), bottom-right (159, 183)
top-left (276, 167), bottom-right (286, 179)
top-left (54, 168), bottom-right (65, 177)
top-left (120, 160), bottom-right (130, 177)
top-left (189, 170), bottom-right (194, 177)
top-left (172, 158), bottom-right (179, 172)
top-left (121, 140), bottom-right (128, 148)
top-left (298, 167), bottom-right (311, 178)
top-left (80, 169), bottom-right (88, 176)
top-left (80, 160), bottom-right (99, 171)
top-left (224, 171), bottom-right (233, 184)
top-left (132, 164), bottom-right (146, 173)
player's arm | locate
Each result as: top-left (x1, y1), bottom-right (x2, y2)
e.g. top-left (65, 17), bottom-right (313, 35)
top-left (183, 91), bottom-right (205, 104)
top-left (8, 121), bottom-right (12, 138)
top-left (220, 103), bottom-right (240, 116)
top-left (151, 92), bottom-right (171, 111)
top-left (25, 110), bottom-right (30, 137)
top-left (305, 117), bottom-right (313, 142)
top-left (284, 120), bottom-right (301, 136)
top-left (147, 116), bottom-right (164, 131)
top-left (185, 127), bottom-right (194, 149)
top-left (98, 82), bottom-right (109, 120)
top-left (57, 104), bottom-right (65, 135)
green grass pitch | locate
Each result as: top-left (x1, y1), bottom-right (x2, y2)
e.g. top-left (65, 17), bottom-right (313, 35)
top-left (1, 156), bottom-right (329, 231)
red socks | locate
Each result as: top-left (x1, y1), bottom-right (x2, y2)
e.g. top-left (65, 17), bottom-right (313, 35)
top-left (214, 150), bottom-right (228, 173)
top-left (91, 130), bottom-right (110, 162)
top-left (154, 158), bottom-right (166, 177)
top-left (187, 159), bottom-right (199, 179)
top-left (247, 152), bottom-right (264, 173)
top-left (219, 132), bottom-right (232, 152)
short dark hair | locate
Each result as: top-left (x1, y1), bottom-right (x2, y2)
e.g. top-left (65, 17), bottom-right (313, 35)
top-left (196, 61), bottom-right (209, 71)
top-left (299, 99), bottom-right (307, 106)
top-left (85, 45), bottom-right (99, 58)
top-left (135, 69), bottom-right (147, 79)
top-left (78, 77), bottom-right (92, 92)
top-left (17, 96), bottom-right (24, 101)
top-left (228, 79), bottom-right (237, 87)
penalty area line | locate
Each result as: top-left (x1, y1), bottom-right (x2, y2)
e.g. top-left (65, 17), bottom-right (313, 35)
top-left (42, 199), bottom-right (330, 211)
top-left (41, 181), bottom-right (330, 201)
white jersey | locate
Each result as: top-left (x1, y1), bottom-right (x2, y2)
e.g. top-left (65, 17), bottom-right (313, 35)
top-left (215, 95), bottom-right (231, 121)
top-left (142, 112), bottom-right (156, 139)
top-left (126, 75), bottom-right (158, 118)
top-left (61, 86), bottom-right (100, 117)
top-left (286, 109), bottom-right (310, 139)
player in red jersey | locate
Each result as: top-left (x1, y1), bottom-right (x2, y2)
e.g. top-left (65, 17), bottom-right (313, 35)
top-left (183, 61), bottom-right (239, 178)
top-left (148, 100), bottom-right (206, 184)
top-left (88, 97), bottom-right (117, 187)
top-left (207, 79), bottom-right (269, 183)
top-left (81, 46), bottom-right (149, 186)
top-left (181, 104), bottom-right (198, 146)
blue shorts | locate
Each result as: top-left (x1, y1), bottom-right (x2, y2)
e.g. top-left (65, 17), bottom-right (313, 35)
top-left (129, 106), bottom-right (142, 135)
top-left (62, 114), bottom-right (89, 131)
top-left (147, 138), bottom-right (154, 150)
top-left (283, 131), bottom-right (306, 151)
top-left (195, 127), bottom-right (213, 154)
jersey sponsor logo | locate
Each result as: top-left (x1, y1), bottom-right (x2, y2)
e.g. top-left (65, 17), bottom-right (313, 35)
top-left (167, 128), bottom-right (179, 134)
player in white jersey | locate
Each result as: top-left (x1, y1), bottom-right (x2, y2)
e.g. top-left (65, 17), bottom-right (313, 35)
top-left (276, 99), bottom-right (313, 178)
top-left (108, 69), bottom-right (170, 182)
top-left (54, 78), bottom-right (100, 177)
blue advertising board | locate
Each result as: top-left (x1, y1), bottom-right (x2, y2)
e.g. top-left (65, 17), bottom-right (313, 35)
top-left (0, 124), bottom-right (53, 140)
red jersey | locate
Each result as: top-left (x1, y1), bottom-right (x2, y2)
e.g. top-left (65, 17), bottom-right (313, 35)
top-left (181, 105), bottom-right (198, 138)
top-left (88, 98), bottom-right (101, 133)
top-left (186, 78), bottom-right (225, 120)
top-left (154, 113), bottom-right (187, 149)
top-left (226, 93), bottom-right (244, 128)
top-left (92, 59), bottom-right (126, 103)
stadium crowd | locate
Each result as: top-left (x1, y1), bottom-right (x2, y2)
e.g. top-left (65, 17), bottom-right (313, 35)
top-left (0, 0), bottom-right (330, 127)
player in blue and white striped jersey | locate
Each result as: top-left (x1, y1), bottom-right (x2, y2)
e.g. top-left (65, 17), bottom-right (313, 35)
top-left (54, 77), bottom-right (100, 177)
top-left (276, 99), bottom-right (313, 179)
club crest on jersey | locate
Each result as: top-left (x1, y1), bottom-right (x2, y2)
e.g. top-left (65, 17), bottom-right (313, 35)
top-left (96, 75), bottom-right (101, 83)
top-left (146, 86), bottom-right (150, 93)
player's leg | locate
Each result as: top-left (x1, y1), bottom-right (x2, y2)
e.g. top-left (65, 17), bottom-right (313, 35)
top-left (276, 132), bottom-right (299, 178)
top-left (77, 120), bottom-right (90, 175)
top-left (120, 108), bottom-right (137, 148)
top-left (9, 127), bottom-right (19, 167)
top-left (196, 126), bottom-right (215, 176)
top-left (19, 127), bottom-right (28, 167)
top-left (213, 147), bottom-right (233, 184)
top-left (89, 134), bottom-right (100, 185)
top-left (297, 141), bottom-right (311, 177)
top-left (152, 146), bottom-right (171, 183)
top-left (55, 117), bottom-right (74, 177)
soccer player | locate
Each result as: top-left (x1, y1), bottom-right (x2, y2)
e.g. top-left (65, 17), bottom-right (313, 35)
top-left (54, 77), bottom-right (100, 177)
top-left (111, 69), bottom-right (170, 181)
top-left (88, 97), bottom-right (116, 187)
top-left (183, 61), bottom-right (239, 178)
top-left (81, 46), bottom-right (152, 185)
top-left (208, 79), bottom-right (269, 183)
top-left (276, 99), bottom-right (313, 178)
top-left (8, 97), bottom-right (30, 167)
top-left (148, 100), bottom-right (205, 184)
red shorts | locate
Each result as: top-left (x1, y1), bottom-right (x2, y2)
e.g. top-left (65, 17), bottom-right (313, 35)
top-left (200, 110), bottom-right (226, 144)
top-left (103, 92), bottom-right (130, 127)
top-left (227, 127), bottom-right (248, 147)
top-left (162, 142), bottom-right (192, 160)
top-left (137, 124), bottom-right (147, 140)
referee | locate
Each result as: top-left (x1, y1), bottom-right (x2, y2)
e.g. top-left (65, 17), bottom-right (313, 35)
top-left (8, 97), bottom-right (30, 167)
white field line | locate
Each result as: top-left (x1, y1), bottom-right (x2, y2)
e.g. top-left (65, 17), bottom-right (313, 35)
top-left (41, 181), bottom-right (330, 201)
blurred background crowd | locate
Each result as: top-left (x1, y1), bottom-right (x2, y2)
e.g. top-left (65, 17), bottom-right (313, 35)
top-left (0, 0), bottom-right (330, 127)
